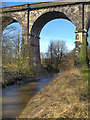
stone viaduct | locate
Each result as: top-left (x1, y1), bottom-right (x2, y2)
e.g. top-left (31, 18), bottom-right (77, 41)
top-left (1, 1), bottom-right (90, 64)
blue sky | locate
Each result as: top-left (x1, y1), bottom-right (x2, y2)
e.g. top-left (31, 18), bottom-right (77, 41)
top-left (2, 0), bottom-right (53, 2)
top-left (2, 1), bottom-right (90, 53)
top-left (40, 19), bottom-right (76, 52)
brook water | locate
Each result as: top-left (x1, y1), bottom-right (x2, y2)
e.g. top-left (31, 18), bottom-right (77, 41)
top-left (2, 74), bottom-right (57, 118)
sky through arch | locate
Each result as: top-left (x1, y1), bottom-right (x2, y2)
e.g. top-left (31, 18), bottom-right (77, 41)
top-left (3, 22), bottom-right (22, 41)
top-left (2, 22), bottom-right (22, 56)
top-left (40, 18), bottom-right (76, 53)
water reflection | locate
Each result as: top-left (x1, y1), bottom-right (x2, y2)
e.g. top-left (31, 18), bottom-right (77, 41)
top-left (2, 75), bottom-right (55, 118)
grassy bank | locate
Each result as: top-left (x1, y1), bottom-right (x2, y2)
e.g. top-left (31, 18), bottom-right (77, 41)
top-left (2, 65), bottom-right (22, 88)
top-left (2, 64), bottom-right (40, 88)
top-left (19, 67), bottom-right (88, 118)
top-left (2, 65), bottom-right (52, 88)
top-left (81, 68), bottom-right (90, 82)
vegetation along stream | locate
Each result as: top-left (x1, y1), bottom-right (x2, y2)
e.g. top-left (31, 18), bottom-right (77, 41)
top-left (2, 74), bottom-right (58, 118)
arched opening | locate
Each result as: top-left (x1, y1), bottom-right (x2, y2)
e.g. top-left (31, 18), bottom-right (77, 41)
top-left (87, 28), bottom-right (90, 62)
top-left (2, 16), bottom-right (18, 31)
top-left (86, 18), bottom-right (90, 65)
top-left (31, 11), bottom-right (71, 37)
top-left (30, 11), bottom-right (76, 66)
top-left (2, 21), bottom-right (22, 68)
top-left (87, 28), bottom-right (90, 45)
top-left (40, 19), bottom-right (75, 53)
top-left (87, 18), bottom-right (90, 45)
top-left (86, 18), bottom-right (90, 32)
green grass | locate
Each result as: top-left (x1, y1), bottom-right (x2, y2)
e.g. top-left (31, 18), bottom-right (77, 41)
top-left (81, 69), bottom-right (90, 82)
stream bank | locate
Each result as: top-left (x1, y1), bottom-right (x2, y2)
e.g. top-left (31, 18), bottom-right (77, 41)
top-left (2, 67), bottom-right (56, 88)
top-left (19, 67), bottom-right (88, 118)
top-left (2, 71), bottom-right (57, 118)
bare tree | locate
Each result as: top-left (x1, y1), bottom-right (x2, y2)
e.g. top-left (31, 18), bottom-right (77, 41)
top-left (2, 25), bottom-right (22, 66)
top-left (44, 40), bottom-right (67, 72)
top-left (48, 40), bottom-right (67, 60)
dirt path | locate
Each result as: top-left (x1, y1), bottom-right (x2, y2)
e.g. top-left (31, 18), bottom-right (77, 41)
top-left (19, 67), bottom-right (88, 118)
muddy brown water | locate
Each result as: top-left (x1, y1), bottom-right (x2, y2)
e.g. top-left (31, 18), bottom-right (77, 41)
top-left (2, 74), bottom-right (57, 118)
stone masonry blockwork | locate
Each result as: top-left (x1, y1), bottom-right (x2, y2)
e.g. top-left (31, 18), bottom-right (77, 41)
top-left (2, 1), bottom-right (90, 64)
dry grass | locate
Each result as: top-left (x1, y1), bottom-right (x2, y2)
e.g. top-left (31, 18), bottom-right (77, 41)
top-left (19, 67), bottom-right (88, 118)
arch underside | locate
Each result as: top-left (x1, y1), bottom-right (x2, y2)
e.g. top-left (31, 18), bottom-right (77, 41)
top-left (2, 16), bottom-right (17, 31)
top-left (31, 11), bottom-right (72, 38)
top-left (86, 19), bottom-right (90, 32)
top-left (86, 10), bottom-right (90, 32)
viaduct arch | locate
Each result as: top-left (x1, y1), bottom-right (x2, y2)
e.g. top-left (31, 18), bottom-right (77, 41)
top-left (2, 1), bottom-right (90, 64)
top-left (30, 11), bottom-right (75, 64)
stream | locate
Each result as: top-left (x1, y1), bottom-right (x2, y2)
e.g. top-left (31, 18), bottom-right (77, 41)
top-left (2, 74), bottom-right (57, 118)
